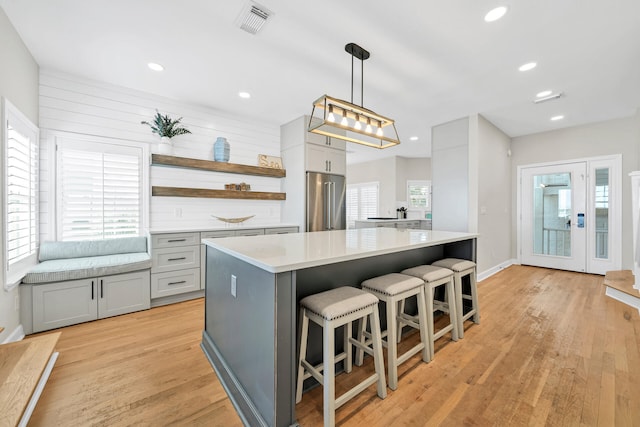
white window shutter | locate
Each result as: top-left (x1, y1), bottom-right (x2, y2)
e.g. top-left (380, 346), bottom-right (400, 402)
top-left (58, 141), bottom-right (142, 241)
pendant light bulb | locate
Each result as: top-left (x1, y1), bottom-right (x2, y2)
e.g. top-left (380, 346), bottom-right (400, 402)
top-left (365, 118), bottom-right (373, 134)
top-left (354, 115), bottom-right (362, 130)
top-left (376, 125), bottom-right (384, 137)
top-left (327, 105), bottom-right (336, 123)
top-left (341, 116), bottom-right (349, 126)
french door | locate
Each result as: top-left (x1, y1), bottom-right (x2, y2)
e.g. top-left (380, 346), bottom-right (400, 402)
top-left (520, 156), bottom-right (621, 274)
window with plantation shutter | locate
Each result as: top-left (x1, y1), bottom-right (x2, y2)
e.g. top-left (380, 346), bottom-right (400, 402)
top-left (57, 139), bottom-right (142, 241)
top-left (346, 182), bottom-right (378, 228)
top-left (3, 99), bottom-right (39, 288)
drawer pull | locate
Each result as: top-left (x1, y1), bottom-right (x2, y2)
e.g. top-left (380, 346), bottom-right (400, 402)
top-left (168, 257), bottom-right (187, 261)
top-left (167, 280), bottom-right (187, 286)
top-left (167, 238), bottom-right (187, 242)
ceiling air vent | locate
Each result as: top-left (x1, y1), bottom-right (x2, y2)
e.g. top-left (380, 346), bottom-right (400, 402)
top-left (237, 2), bottom-right (273, 35)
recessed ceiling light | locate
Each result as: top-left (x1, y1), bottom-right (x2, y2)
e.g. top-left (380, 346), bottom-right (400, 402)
top-left (147, 62), bottom-right (164, 72)
top-left (518, 62), bottom-right (537, 72)
top-left (484, 6), bottom-right (508, 22)
top-left (550, 115), bottom-right (564, 121)
top-left (409, 136), bottom-right (419, 141)
top-left (238, 91), bottom-right (251, 99)
top-left (536, 90), bottom-right (552, 98)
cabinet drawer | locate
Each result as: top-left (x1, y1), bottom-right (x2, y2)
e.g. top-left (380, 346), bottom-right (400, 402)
top-left (151, 232), bottom-right (200, 249)
top-left (235, 229), bottom-right (265, 237)
top-left (152, 245), bottom-right (200, 273)
top-left (201, 230), bottom-right (236, 239)
top-left (264, 227), bottom-right (299, 235)
top-left (152, 268), bottom-right (200, 298)
top-left (397, 221), bottom-right (421, 229)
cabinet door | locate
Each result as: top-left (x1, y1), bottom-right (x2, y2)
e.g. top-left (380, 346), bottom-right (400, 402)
top-left (306, 144), bottom-right (330, 173)
top-left (326, 147), bottom-right (346, 175)
top-left (32, 279), bottom-right (97, 332)
top-left (98, 270), bottom-right (151, 319)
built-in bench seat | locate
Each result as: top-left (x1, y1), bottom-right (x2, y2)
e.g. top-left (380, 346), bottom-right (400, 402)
top-left (20, 237), bottom-right (152, 334)
top-left (23, 237), bottom-right (152, 284)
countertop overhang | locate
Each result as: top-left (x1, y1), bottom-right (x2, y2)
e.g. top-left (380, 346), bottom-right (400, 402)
top-left (203, 228), bottom-right (477, 273)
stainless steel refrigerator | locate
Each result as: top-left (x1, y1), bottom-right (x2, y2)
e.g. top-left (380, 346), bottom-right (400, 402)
top-left (306, 172), bottom-right (346, 231)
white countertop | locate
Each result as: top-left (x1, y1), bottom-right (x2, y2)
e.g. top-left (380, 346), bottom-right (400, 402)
top-left (203, 228), bottom-right (477, 273)
top-left (148, 223), bottom-right (299, 234)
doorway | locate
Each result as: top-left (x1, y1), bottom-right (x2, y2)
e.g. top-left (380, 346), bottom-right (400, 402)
top-left (518, 156), bottom-right (621, 274)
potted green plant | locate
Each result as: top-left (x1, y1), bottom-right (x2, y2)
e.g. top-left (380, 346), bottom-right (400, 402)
top-left (141, 110), bottom-right (191, 154)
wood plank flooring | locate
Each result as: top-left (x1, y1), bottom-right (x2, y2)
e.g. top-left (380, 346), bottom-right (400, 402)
top-left (27, 265), bottom-right (640, 426)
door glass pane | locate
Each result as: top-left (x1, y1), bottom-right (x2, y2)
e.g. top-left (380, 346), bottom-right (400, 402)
top-left (595, 168), bottom-right (609, 259)
top-left (532, 173), bottom-right (572, 256)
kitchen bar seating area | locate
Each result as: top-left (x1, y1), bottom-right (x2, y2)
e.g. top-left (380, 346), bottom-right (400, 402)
top-left (201, 227), bottom-right (478, 426)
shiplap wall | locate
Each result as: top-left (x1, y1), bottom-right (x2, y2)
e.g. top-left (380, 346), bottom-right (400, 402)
top-left (38, 70), bottom-right (283, 240)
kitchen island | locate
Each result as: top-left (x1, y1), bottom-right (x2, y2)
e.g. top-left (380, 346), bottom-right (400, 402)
top-left (201, 228), bottom-right (477, 427)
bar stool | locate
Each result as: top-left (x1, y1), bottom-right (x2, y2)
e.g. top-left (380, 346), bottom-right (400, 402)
top-left (296, 286), bottom-right (387, 427)
top-left (400, 265), bottom-right (459, 359)
top-left (432, 258), bottom-right (479, 338)
top-left (358, 273), bottom-right (430, 390)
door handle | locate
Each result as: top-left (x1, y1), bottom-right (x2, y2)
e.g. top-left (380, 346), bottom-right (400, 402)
top-left (329, 160), bottom-right (332, 172)
top-left (325, 160), bottom-right (328, 172)
top-left (100, 279), bottom-right (104, 298)
top-left (91, 280), bottom-right (94, 300)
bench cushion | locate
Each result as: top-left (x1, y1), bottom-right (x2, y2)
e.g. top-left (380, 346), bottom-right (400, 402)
top-left (39, 237), bottom-right (148, 262)
top-left (23, 253), bottom-right (152, 284)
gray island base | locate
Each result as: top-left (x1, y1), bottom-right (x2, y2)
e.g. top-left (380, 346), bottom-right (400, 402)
top-left (201, 228), bottom-right (477, 427)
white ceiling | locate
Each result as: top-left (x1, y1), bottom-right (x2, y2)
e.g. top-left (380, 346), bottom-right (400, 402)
top-left (2, 0), bottom-right (639, 164)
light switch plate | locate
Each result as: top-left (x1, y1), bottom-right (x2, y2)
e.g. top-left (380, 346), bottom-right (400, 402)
top-left (231, 275), bottom-right (237, 297)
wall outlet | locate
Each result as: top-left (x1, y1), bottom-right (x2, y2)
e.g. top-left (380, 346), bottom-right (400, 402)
top-left (14, 295), bottom-right (19, 311)
top-left (231, 275), bottom-right (237, 298)
top-left (174, 207), bottom-right (182, 217)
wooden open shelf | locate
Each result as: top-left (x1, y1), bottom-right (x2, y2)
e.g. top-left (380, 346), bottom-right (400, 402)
top-left (151, 154), bottom-right (286, 178)
top-left (152, 186), bottom-right (286, 200)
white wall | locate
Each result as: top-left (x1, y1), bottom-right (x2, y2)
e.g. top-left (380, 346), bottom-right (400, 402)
top-left (38, 70), bottom-right (283, 239)
top-left (477, 115), bottom-right (512, 273)
top-left (347, 157), bottom-right (397, 217)
top-left (432, 117), bottom-right (470, 232)
top-left (511, 112), bottom-right (640, 269)
top-left (0, 7), bottom-right (39, 342)
top-left (395, 157), bottom-right (431, 199)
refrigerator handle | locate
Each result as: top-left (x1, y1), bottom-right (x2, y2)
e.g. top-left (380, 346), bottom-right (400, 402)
top-left (325, 182), bottom-right (331, 230)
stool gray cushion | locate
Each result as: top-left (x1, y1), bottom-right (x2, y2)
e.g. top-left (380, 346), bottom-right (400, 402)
top-left (401, 265), bottom-right (453, 282)
top-left (301, 286), bottom-right (379, 321)
top-left (432, 258), bottom-right (476, 272)
top-left (362, 273), bottom-right (424, 296)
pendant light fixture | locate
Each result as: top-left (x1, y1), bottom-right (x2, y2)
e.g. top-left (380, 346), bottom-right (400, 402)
top-left (308, 43), bottom-right (400, 149)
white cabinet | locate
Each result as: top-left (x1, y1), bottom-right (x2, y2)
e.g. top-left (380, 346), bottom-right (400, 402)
top-left (31, 270), bottom-right (150, 333)
top-left (306, 144), bottom-right (346, 175)
top-left (151, 232), bottom-right (201, 299)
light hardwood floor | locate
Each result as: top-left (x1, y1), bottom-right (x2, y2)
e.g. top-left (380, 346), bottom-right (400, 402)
top-left (29, 265), bottom-right (640, 426)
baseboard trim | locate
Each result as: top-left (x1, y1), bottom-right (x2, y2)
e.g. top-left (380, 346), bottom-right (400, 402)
top-left (151, 290), bottom-right (205, 308)
top-left (605, 286), bottom-right (640, 314)
top-left (478, 259), bottom-right (517, 282)
top-left (2, 324), bottom-right (25, 344)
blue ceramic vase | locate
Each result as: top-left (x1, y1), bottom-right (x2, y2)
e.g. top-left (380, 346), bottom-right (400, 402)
top-left (214, 137), bottom-right (230, 162)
